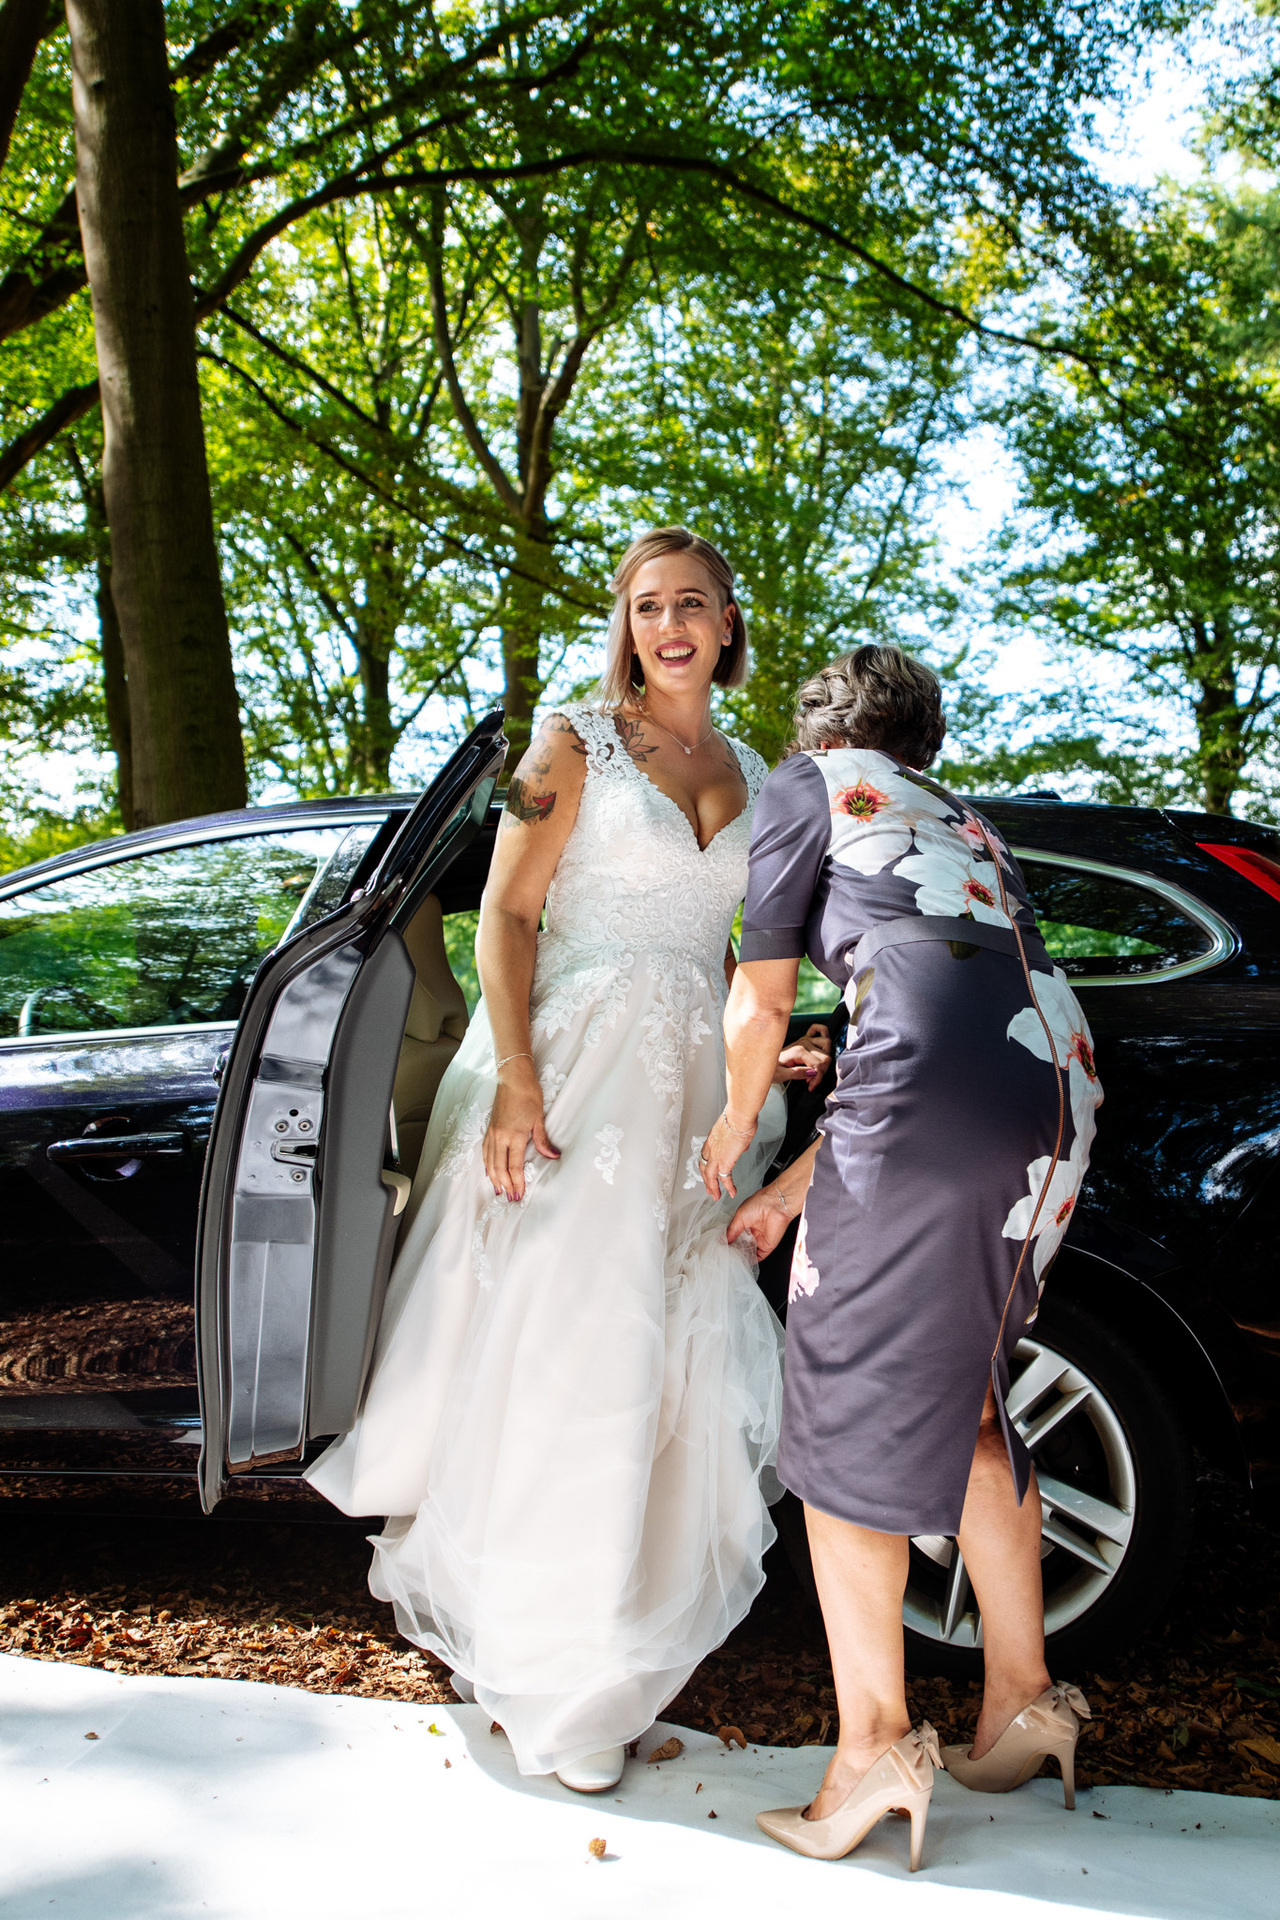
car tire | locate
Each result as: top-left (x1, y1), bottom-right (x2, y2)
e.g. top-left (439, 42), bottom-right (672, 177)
top-left (901, 1293), bottom-right (1194, 1680)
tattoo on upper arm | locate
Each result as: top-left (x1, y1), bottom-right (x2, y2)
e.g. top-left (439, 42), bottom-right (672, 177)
top-left (500, 715), bottom-right (586, 827)
top-left (505, 776), bottom-right (557, 824)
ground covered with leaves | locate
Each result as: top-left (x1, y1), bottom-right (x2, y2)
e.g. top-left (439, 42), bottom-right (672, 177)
top-left (2, 1472), bottom-right (1277, 1798)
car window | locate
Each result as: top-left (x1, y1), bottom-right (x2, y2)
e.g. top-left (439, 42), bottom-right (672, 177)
top-left (1020, 857), bottom-right (1217, 978)
top-left (0, 829), bottom-right (350, 1039)
top-left (285, 820), bottom-right (386, 935)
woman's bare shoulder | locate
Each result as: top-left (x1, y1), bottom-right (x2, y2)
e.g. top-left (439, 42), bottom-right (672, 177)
top-left (502, 711), bottom-right (590, 828)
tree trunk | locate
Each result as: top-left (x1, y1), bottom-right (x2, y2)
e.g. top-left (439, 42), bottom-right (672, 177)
top-left (74, 457), bottom-right (135, 828)
top-left (0, 0), bottom-right (48, 176)
top-left (352, 646), bottom-right (393, 789)
top-left (65, 441), bottom-right (135, 826)
top-left (66, 0), bottom-right (247, 828)
top-left (500, 526), bottom-right (553, 759)
top-left (1193, 616), bottom-right (1245, 815)
top-left (96, 543), bottom-right (134, 829)
top-left (350, 529), bottom-right (401, 789)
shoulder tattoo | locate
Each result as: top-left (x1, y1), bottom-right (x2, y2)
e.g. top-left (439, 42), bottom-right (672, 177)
top-left (718, 736), bottom-right (743, 780)
top-left (615, 716), bottom-right (658, 762)
top-left (524, 713), bottom-right (587, 782)
top-left (543, 712), bottom-right (588, 751)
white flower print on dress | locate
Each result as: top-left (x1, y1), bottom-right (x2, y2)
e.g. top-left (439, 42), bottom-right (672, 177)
top-left (1002, 1146), bottom-right (1089, 1285)
top-left (1006, 966), bottom-right (1103, 1147)
top-left (593, 1124), bottom-right (623, 1185)
top-left (893, 846), bottom-right (1012, 925)
top-left (941, 804), bottom-right (1014, 868)
top-left (789, 1211), bottom-right (821, 1303)
top-left (822, 756), bottom-right (954, 876)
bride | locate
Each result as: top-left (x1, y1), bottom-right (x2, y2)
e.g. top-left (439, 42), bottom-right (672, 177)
top-left (307, 527), bottom-right (827, 1791)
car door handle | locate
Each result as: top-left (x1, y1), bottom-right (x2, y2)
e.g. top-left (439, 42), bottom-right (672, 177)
top-left (46, 1131), bottom-right (186, 1163)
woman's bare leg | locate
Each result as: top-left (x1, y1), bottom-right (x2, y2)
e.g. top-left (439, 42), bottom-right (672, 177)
top-left (955, 1382), bottom-right (1052, 1759)
top-left (803, 1504), bottom-right (911, 1819)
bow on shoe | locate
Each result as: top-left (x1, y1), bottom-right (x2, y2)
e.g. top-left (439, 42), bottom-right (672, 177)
top-left (912, 1722), bottom-right (943, 1768)
top-left (1050, 1684), bottom-right (1092, 1721)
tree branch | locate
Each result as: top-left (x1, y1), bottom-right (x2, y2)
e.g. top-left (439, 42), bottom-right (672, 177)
top-left (0, 377), bottom-right (99, 490)
top-left (0, 12), bottom-right (594, 346)
top-left (424, 190), bottom-right (522, 515)
top-left (201, 347), bottom-right (605, 615)
top-left (0, 0), bottom-right (51, 177)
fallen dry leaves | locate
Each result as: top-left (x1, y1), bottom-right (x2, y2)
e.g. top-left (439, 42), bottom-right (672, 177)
top-left (665, 1472), bottom-right (1280, 1800)
top-left (0, 1469), bottom-right (1276, 1800)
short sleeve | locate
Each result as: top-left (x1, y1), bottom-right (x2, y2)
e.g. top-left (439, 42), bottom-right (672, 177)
top-left (739, 754), bottom-right (831, 962)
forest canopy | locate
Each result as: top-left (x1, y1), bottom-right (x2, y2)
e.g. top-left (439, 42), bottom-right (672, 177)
top-left (3, 0), bottom-right (1278, 862)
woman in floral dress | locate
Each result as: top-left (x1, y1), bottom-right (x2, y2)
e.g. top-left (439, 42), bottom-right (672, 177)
top-left (701, 646), bottom-right (1103, 1864)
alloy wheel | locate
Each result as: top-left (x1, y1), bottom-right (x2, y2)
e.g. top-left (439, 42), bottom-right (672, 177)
top-left (903, 1334), bottom-right (1136, 1648)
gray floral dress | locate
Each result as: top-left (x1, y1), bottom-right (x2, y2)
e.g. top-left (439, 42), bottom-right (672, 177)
top-left (740, 747), bottom-right (1103, 1535)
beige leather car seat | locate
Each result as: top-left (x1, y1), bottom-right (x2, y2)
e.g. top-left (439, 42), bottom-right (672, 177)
top-left (392, 893), bottom-right (470, 1179)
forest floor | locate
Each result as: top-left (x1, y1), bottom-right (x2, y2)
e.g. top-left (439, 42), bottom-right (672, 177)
top-left (2, 1468), bottom-right (1277, 1799)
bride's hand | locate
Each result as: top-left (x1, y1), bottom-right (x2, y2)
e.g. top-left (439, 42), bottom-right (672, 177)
top-left (483, 1058), bottom-right (559, 1202)
top-left (700, 1110), bottom-right (757, 1201)
top-left (726, 1185), bottom-right (795, 1261)
top-left (772, 1022), bottom-right (832, 1087)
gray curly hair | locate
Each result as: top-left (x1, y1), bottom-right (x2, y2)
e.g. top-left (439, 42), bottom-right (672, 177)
top-left (791, 645), bottom-right (946, 767)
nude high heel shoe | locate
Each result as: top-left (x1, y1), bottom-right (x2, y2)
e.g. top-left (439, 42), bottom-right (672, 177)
top-left (756, 1724), bottom-right (941, 1871)
top-left (942, 1683), bottom-right (1091, 1809)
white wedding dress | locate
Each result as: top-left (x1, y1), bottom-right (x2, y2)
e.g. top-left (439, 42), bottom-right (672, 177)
top-left (306, 703), bottom-right (786, 1776)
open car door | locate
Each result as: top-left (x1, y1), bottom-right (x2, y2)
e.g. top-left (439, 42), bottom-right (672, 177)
top-left (195, 711), bottom-right (506, 1512)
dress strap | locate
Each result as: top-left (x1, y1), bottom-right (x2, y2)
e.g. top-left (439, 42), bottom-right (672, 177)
top-left (849, 914), bottom-right (1049, 976)
top-left (727, 734), bottom-right (768, 803)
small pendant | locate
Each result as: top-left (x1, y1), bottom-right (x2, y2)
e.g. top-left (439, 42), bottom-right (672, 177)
top-left (683, 744), bottom-right (692, 755)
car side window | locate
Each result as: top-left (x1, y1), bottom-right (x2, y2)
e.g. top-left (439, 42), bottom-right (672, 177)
top-left (1020, 858), bottom-right (1218, 978)
top-left (0, 829), bottom-right (350, 1039)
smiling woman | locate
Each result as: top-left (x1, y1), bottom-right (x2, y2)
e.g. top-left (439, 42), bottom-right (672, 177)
top-left (302, 527), bottom-right (829, 1798)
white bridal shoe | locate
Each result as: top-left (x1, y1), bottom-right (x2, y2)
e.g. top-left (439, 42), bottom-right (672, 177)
top-left (555, 1746), bottom-right (626, 1793)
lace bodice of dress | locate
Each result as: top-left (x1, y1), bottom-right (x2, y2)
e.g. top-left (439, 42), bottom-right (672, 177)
top-left (537, 703), bottom-right (767, 984)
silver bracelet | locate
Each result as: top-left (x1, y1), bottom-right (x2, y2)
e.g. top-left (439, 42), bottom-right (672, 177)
top-left (495, 1050), bottom-right (533, 1072)
top-left (718, 1113), bottom-right (756, 1138)
top-left (770, 1181), bottom-right (794, 1217)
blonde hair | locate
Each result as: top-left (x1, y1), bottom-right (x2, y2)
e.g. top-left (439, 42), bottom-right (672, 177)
top-left (596, 526), bottom-right (748, 710)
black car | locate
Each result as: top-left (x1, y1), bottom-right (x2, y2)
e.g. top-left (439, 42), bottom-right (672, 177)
top-left (3, 710), bottom-right (1279, 1679)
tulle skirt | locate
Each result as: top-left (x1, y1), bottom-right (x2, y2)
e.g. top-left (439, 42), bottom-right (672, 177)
top-left (306, 946), bottom-right (785, 1775)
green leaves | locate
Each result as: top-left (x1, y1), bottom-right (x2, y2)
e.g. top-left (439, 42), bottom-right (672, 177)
top-left (998, 182), bottom-right (1280, 815)
top-left (0, 0), bottom-right (1204, 820)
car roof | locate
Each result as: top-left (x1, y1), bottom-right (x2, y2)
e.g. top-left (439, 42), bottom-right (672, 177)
top-left (0, 793), bottom-right (416, 894)
top-left (6, 779), bottom-right (1277, 900)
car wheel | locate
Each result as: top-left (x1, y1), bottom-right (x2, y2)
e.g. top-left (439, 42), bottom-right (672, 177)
top-left (903, 1294), bottom-right (1193, 1680)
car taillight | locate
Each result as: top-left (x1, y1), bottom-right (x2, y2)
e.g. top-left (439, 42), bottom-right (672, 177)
top-left (1197, 841), bottom-right (1280, 904)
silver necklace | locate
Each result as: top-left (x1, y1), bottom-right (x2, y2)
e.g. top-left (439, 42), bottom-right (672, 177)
top-left (637, 703), bottom-right (716, 756)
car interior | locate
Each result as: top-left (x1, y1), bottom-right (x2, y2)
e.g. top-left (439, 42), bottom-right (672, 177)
top-left (389, 892), bottom-right (471, 1204)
